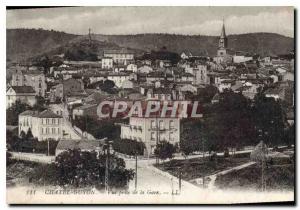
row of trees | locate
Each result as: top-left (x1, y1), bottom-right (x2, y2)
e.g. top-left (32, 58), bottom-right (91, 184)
top-left (7, 129), bottom-right (58, 155)
top-left (6, 97), bottom-right (47, 126)
top-left (72, 116), bottom-right (121, 140)
top-left (113, 138), bottom-right (145, 156)
top-left (180, 91), bottom-right (294, 156)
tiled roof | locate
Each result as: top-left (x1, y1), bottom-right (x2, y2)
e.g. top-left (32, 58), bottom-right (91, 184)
top-left (10, 86), bottom-right (36, 94)
top-left (104, 49), bottom-right (134, 54)
top-left (38, 110), bottom-right (62, 118)
top-left (74, 104), bottom-right (97, 110)
top-left (19, 110), bottom-right (39, 117)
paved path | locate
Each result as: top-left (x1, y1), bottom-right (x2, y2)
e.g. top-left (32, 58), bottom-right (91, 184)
top-left (10, 152), bottom-right (54, 164)
top-left (205, 161), bottom-right (256, 189)
top-left (49, 104), bottom-right (82, 139)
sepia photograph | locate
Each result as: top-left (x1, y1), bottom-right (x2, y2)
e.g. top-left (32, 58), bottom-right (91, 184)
top-left (5, 6), bottom-right (295, 204)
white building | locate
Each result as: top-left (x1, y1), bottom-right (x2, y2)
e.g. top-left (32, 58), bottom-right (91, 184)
top-left (120, 116), bottom-right (180, 156)
top-left (126, 64), bottom-right (137, 72)
top-left (107, 72), bottom-right (131, 88)
top-left (101, 57), bottom-right (113, 69)
top-left (18, 110), bottom-right (64, 141)
top-left (6, 86), bottom-right (37, 109)
top-left (11, 70), bottom-right (47, 97)
top-left (193, 64), bottom-right (209, 85)
top-left (103, 49), bottom-right (134, 65)
top-left (233, 55), bottom-right (253, 63)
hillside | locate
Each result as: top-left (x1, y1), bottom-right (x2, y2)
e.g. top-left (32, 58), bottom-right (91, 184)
top-left (7, 29), bottom-right (79, 62)
top-left (92, 33), bottom-right (294, 57)
top-left (7, 29), bottom-right (294, 63)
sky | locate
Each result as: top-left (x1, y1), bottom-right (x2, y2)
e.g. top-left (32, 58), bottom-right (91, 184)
top-left (6, 6), bottom-right (294, 37)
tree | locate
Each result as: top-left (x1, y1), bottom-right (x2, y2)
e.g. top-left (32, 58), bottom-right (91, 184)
top-left (6, 100), bottom-right (30, 125)
top-left (188, 85), bottom-right (218, 104)
top-left (283, 125), bottom-right (295, 146)
top-left (200, 91), bottom-right (256, 152)
top-left (252, 93), bottom-right (285, 146)
top-left (73, 116), bottom-right (121, 140)
top-left (155, 141), bottom-right (177, 161)
top-left (20, 130), bottom-right (26, 140)
top-left (113, 138), bottom-right (145, 156)
top-left (31, 149), bottom-right (134, 189)
top-left (102, 80), bottom-right (115, 91)
top-left (32, 96), bottom-right (47, 112)
top-left (26, 128), bottom-right (34, 140)
top-left (180, 119), bottom-right (204, 155)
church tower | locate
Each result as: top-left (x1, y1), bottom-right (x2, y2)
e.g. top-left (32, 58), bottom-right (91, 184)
top-left (217, 20), bottom-right (228, 57)
top-left (218, 21), bottom-right (227, 49)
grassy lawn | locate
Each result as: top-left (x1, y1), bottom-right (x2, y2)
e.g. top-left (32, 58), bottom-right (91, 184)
top-left (214, 163), bottom-right (294, 191)
top-left (156, 155), bottom-right (251, 181)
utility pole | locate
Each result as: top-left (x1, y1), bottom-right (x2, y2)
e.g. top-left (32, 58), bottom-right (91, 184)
top-left (105, 141), bottom-right (112, 193)
top-left (155, 110), bottom-right (159, 165)
top-left (261, 158), bottom-right (265, 191)
top-left (47, 139), bottom-right (50, 156)
top-left (135, 152), bottom-right (138, 190)
top-left (179, 170), bottom-right (182, 193)
top-left (88, 28), bottom-right (92, 46)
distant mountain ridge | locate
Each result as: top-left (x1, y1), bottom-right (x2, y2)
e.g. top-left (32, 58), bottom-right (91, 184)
top-left (7, 28), bottom-right (294, 62)
top-left (7, 29), bottom-right (79, 62)
top-left (91, 33), bottom-right (294, 57)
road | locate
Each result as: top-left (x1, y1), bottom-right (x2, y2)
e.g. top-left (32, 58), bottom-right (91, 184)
top-left (124, 158), bottom-right (201, 193)
top-left (49, 104), bottom-right (82, 139)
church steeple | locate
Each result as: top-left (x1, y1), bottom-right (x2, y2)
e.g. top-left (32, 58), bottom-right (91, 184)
top-left (218, 20), bottom-right (227, 49)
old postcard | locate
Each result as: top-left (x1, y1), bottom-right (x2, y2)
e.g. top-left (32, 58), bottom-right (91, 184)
top-left (6, 6), bottom-right (295, 204)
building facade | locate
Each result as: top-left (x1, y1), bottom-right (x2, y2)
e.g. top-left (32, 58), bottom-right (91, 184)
top-left (11, 70), bottom-right (47, 97)
top-left (19, 110), bottom-right (64, 141)
top-left (6, 86), bottom-right (37, 108)
top-left (101, 57), bottom-right (114, 69)
top-left (120, 116), bottom-right (180, 156)
top-left (103, 49), bottom-right (134, 65)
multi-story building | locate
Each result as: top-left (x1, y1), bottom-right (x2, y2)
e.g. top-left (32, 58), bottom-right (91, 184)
top-left (11, 70), bottom-right (47, 97)
top-left (101, 57), bottom-right (113, 69)
top-left (6, 86), bottom-right (36, 108)
top-left (120, 116), bottom-right (180, 156)
top-left (18, 110), bottom-right (64, 141)
top-left (50, 78), bottom-right (84, 102)
top-left (107, 72), bottom-right (131, 88)
top-left (193, 64), bottom-right (209, 85)
top-left (103, 49), bottom-right (134, 65)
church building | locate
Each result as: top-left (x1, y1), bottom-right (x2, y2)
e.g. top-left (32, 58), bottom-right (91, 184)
top-left (214, 21), bottom-right (233, 64)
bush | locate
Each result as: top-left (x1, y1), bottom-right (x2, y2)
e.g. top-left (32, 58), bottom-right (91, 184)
top-left (113, 139), bottom-right (145, 156)
top-left (155, 141), bottom-right (177, 160)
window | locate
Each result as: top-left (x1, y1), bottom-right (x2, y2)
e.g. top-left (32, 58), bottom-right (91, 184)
top-left (170, 132), bottom-right (174, 141)
top-left (170, 120), bottom-right (174, 129)
top-left (151, 132), bottom-right (155, 141)
top-left (52, 128), bottom-right (56, 134)
top-left (41, 127), bottom-right (44, 134)
top-left (159, 120), bottom-right (164, 130)
top-left (52, 119), bottom-right (55, 124)
top-left (46, 119), bottom-right (49, 124)
top-left (151, 120), bottom-right (156, 129)
top-left (46, 128), bottom-right (49, 134)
